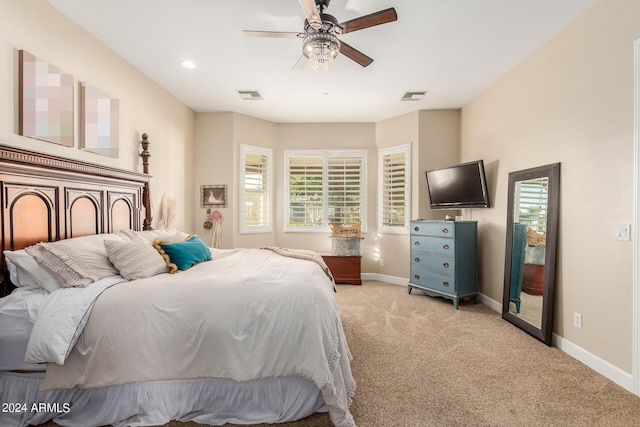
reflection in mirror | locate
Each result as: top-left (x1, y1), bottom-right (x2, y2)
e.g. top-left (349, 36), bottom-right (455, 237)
top-left (502, 163), bottom-right (560, 346)
top-left (509, 177), bottom-right (548, 328)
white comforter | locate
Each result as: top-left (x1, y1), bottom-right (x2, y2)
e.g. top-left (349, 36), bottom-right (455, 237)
top-left (26, 248), bottom-right (356, 426)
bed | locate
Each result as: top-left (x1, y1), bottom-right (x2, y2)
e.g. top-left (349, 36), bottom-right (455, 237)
top-left (0, 142), bottom-right (356, 427)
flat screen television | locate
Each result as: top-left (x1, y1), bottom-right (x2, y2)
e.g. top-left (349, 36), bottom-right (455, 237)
top-left (425, 160), bottom-right (490, 209)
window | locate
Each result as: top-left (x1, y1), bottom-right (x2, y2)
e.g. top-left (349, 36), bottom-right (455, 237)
top-left (378, 144), bottom-right (411, 234)
top-left (514, 177), bottom-right (548, 232)
top-left (240, 144), bottom-right (272, 233)
top-left (285, 150), bottom-right (366, 232)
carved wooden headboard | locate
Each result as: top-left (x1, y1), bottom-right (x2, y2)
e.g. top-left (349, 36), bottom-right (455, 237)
top-left (0, 143), bottom-right (151, 296)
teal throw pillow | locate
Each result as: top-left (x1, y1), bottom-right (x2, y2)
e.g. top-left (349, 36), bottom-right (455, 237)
top-left (153, 235), bottom-right (212, 273)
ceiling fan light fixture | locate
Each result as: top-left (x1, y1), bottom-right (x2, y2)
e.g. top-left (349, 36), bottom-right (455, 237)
top-left (303, 32), bottom-right (340, 74)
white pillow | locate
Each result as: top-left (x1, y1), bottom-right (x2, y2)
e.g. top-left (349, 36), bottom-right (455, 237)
top-left (121, 228), bottom-right (189, 243)
top-left (25, 234), bottom-right (125, 287)
top-left (104, 237), bottom-right (169, 280)
top-left (4, 250), bottom-right (62, 293)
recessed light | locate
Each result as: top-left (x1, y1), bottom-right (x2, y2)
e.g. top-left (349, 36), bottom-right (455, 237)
top-left (181, 60), bottom-right (196, 69)
top-left (401, 91), bottom-right (427, 101)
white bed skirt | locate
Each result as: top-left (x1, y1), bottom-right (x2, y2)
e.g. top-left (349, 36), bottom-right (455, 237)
top-left (0, 371), bottom-right (327, 427)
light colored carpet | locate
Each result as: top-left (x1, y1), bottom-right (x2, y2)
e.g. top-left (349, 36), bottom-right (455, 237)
top-left (509, 291), bottom-right (543, 328)
top-left (38, 281), bottom-right (640, 426)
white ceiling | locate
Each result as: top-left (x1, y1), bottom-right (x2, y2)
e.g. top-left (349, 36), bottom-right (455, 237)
top-left (48, 0), bottom-right (597, 123)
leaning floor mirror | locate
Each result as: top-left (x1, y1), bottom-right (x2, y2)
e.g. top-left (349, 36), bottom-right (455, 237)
top-left (502, 163), bottom-right (560, 346)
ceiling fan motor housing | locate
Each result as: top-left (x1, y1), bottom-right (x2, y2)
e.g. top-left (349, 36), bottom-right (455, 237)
top-left (245, 0), bottom-right (397, 69)
top-left (304, 13), bottom-right (341, 35)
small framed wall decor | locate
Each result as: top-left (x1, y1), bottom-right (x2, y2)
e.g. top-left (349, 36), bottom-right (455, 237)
top-left (201, 184), bottom-right (227, 208)
top-left (18, 50), bottom-right (74, 146)
top-left (80, 83), bottom-right (119, 157)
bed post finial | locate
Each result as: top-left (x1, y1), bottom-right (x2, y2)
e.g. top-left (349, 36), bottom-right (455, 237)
top-left (140, 133), bottom-right (153, 230)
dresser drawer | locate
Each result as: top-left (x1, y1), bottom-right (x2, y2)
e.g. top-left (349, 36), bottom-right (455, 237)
top-left (411, 222), bottom-right (455, 238)
top-left (410, 268), bottom-right (456, 293)
top-left (411, 252), bottom-right (455, 275)
top-left (411, 236), bottom-right (454, 256)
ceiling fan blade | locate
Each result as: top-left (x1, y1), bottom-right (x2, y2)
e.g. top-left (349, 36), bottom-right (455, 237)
top-left (243, 30), bottom-right (303, 39)
top-left (339, 41), bottom-right (373, 67)
top-left (292, 55), bottom-right (308, 71)
top-left (339, 7), bottom-right (398, 34)
top-left (298, 0), bottom-right (321, 28)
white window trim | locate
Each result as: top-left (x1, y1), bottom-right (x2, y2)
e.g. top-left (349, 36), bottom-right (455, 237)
top-left (239, 144), bottom-right (273, 234)
top-left (284, 149), bottom-right (367, 233)
top-left (378, 143), bottom-right (411, 234)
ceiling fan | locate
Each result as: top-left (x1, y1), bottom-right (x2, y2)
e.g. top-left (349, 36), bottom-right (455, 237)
top-left (243, 0), bottom-right (398, 73)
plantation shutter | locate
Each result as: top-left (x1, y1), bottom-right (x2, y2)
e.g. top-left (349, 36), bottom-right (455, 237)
top-left (285, 150), bottom-right (367, 231)
top-left (514, 178), bottom-right (548, 232)
top-left (381, 151), bottom-right (407, 227)
top-left (240, 145), bottom-right (272, 233)
top-left (378, 144), bottom-right (410, 233)
top-left (327, 156), bottom-right (363, 226)
top-left (288, 156), bottom-right (324, 227)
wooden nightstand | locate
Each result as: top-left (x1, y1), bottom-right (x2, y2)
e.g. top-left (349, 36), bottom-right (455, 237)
top-left (321, 255), bottom-right (362, 285)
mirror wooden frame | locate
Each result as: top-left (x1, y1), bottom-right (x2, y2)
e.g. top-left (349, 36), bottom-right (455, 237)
top-left (502, 163), bottom-right (560, 346)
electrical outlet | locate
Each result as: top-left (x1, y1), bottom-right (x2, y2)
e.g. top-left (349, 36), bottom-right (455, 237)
top-left (573, 312), bottom-right (582, 329)
top-left (379, 258), bottom-right (384, 266)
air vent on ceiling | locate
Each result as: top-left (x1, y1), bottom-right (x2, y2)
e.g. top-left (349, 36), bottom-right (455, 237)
top-left (237, 90), bottom-right (262, 100)
top-left (401, 91), bottom-right (427, 101)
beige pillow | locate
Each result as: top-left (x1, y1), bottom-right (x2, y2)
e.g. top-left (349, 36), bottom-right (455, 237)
top-left (104, 237), bottom-right (169, 280)
top-left (121, 228), bottom-right (189, 243)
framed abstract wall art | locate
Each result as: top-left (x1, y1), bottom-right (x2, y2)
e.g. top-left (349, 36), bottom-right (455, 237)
top-left (18, 50), bottom-right (74, 147)
top-left (80, 83), bottom-right (119, 157)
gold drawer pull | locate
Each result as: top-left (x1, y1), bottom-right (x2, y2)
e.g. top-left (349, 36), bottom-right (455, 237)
top-left (414, 257), bottom-right (420, 263)
top-left (443, 244), bottom-right (449, 250)
top-left (442, 228), bottom-right (449, 234)
top-left (443, 262), bottom-right (450, 268)
top-left (414, 274), bottom-right (420, 280)
top-left (443, 281), bottom-right (450, 287)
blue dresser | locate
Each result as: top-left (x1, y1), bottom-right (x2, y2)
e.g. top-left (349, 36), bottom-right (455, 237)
top-left (408, 220), bottom-right (478, 309)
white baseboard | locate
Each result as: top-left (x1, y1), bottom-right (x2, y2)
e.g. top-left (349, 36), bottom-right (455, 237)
top-left (553, 335), bottom-right (634, 393)
top-left (361, 272), bottom-right (407, 286)
top-left (364, 273), bottom-right (634, 394)
top-left (477, 293), bottom-right (502, 312)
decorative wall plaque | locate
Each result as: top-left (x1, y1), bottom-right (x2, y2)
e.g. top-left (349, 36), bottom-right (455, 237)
top-left (19, 50), bottom-right (74, 146)
top-left (80, 83), bottom-right (119, 157)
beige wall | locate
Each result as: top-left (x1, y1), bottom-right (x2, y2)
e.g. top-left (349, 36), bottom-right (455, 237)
top-left (275, 122), bottom-right (378, 270)
top-left (194, 112), bottom-right (278, 249)
top-left (195, 117), bottom-right (379, 268)
top-left (14, 0), bottom-right (636, 383)
top-left (195, 112), bottom-right (460, 280)
top-left (461, 0), bottom-right (639, 372)
top-left (417, 110), bottom-right (461, 221)
top-left (374, 110), bottom-right (460, 278)
top-left (233, 114), bottom-right (278, 248)
top-left (194, 113), bottom-right (235, 248)
top-left (0, 0), bottom-right (196, 232)
top-left (374, 112), bottom-right (419, 278)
